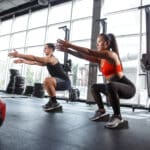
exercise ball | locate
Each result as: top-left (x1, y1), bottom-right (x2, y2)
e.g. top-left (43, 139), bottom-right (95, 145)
top-left (0, 99), bottom-right (6, 127)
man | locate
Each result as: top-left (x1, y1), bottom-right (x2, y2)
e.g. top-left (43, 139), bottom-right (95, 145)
top-left (8, 43), bottom-right (71, 111)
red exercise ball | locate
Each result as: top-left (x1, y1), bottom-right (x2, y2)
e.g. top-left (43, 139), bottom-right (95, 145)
top-left (0, 99), bottom-right (6, 127)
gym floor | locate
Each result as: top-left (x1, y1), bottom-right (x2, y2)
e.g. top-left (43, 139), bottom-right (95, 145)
top-left (0, 93), bottom-right (150, 150)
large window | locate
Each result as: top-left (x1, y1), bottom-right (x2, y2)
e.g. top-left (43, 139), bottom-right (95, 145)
top-left (48, 2), bottom-right (72, 24)
top-left (9, 48), bottom-right (25, 74)
top-left (26, 28), bottom-right (46, 46)
top-left (0, 20), bottom-right (12, 35)
top-left (0, 50), bottom-right (9, 90)
top-left (0, 35), bottom-right (10, 50)
top-left (12, 15), bottom-right (28, 32)
top-left (70, 19), bottom-right (92, 41)
top-left (107, 10), bottom-right (141, 36)
top-left (25, 46), bottom-right (43, 85)
top-left (72, 0), bottom-right (93, 19)
top-left (28, 9), bottom-right (48, 29)
top-left (10, 32), bottom-right (26, 48)
top-left (117, 36), bottom-right (140, 59)
top-left (143, 0), bottom-right (150, 5)
top-left (46, 23), bottom-right (70, 43)
top-left (102, 0), bottom-right (141, 14)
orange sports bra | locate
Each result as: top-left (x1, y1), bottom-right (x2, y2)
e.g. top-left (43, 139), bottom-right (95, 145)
top-left (100, 60), bottom-right (123, 77)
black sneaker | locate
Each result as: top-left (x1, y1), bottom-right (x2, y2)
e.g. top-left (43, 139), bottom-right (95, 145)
top-left (90, 110), bottom-right (109, 121)
top-left (105, 115), bottom-right (128, 129)
top-left (42, 101), bottom-right (61, 111)
top-left (42, 101), bottom-right (51, 109)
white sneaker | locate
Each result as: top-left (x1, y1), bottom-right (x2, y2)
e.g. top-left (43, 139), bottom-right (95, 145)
top-left (90, 110), bottom-right (109, 121)
top-left (105, 115), bottom-right (126, 129)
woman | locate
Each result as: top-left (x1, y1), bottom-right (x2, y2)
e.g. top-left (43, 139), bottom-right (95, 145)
top-left (57, 33), bottom-right (136, 129)
top-left (8, 43), bottom-right (71, 111)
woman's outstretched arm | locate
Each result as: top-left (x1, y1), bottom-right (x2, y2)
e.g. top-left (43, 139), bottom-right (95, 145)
top-left (57, 44), bottom-right (98, 63)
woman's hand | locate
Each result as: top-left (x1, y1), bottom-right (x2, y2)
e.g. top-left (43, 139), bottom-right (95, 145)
top-left (8, 49), bottom-right (19, 58)
top-left (56, 43), bottom-right (69, 53)
top-left (57, 39), bottom-right (71, 48)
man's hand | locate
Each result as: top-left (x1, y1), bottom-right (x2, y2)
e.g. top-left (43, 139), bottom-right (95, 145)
top-left (14, 59), bottom-right (24, 64)
top-left (8, 49), bottom-right (19, 58)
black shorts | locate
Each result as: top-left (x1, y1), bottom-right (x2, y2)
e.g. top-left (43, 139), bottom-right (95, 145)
top-left (55, 78), bottom-right (71, 91)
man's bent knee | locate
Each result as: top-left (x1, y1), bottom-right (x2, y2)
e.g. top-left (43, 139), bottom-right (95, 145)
top-left (44, 77), bottom-right (56, 88)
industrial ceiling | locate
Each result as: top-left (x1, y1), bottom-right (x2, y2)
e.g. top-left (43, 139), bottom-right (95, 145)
top-left (0, 0), bottom-right (71, 20)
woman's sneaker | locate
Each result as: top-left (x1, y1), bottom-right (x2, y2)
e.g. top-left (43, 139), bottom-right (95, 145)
top-left (90, 110), bottom-right (109, 121)
top-left (105, 115), bottom-right (128, 129)
top-left (42, 101), bottom-right (61, 111)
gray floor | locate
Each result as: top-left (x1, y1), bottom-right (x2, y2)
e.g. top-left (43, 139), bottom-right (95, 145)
top-left (0, 94), bottom-right (150, 150)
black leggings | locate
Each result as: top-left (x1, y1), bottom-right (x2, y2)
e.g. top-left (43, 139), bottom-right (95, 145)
top-left (91, 76), bottom-right (136, 116)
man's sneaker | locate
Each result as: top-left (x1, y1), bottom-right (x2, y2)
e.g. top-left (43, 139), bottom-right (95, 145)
top-left (90, 110), bottom-right (109, 121)
top-left (42, 101), bottom-right (61, 111)
top-left (105, 115), bottom-right (128, 129)
top-left (42, 101), bottom-right (52, 109)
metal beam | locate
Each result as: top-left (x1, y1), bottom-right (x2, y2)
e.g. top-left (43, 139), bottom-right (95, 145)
top-left (145, 8), bottom-right (150, 97)
top-left (139, 6), bottom-right (150, 97)
top-left (87, 0), bottom-right (102, 102)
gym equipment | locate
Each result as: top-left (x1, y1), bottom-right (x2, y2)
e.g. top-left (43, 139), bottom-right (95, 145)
top-left (58, 25), bottom-right (70, 76)
top-left (62, 59), bottom-right (72, 72)
top-left (6, 69), bottom-right (20, 93)
top-left (69, 88), bottom-right (80, 101)
top-left (32, 83), bottom-right (45, 98)
top-left (6, 69), bottom-right (25, 95)
top-left (140, 5), bottom-right (150, 103)
top-left (141, 53), bottom-right (150, 71)
top-left (24, 86), bottom-right (34, 96)
top-left (14, 76), bottom-right (25, 95)
top-left (0, 99), bottom-right (6, 127)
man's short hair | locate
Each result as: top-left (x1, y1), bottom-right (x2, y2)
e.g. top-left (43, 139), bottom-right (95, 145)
top-left (46, 43), bottom-right (55, 51)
